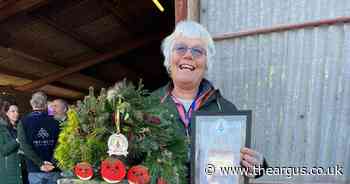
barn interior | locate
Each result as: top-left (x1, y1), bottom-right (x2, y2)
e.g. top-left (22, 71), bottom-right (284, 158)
top-left (0, 0), bottom-right (174, 111)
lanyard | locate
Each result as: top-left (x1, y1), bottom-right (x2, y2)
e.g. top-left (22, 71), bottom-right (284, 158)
top-left (171, 95), bottom-right (197, 129)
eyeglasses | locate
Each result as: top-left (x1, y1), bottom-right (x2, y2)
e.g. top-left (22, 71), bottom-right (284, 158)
top-left (173, 43), bottom-right (207, 59)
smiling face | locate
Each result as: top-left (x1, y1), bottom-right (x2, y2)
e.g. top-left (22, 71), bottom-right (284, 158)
top-left (6, 105), bottom-right (19, 126)
top-left (170, 35), bottom-right (207, 89)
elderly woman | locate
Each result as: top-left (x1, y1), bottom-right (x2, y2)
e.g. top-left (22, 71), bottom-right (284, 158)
top-left (153, 20), bottom-right (267, 179)
top-left (0, 99), bottom-right (23, 184)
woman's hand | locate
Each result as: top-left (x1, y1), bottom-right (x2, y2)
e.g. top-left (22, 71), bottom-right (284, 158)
top-left (240, 147), bottom-right (264, 177)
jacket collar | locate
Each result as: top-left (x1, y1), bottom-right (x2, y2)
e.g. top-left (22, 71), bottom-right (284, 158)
top-left (160, 79), bottom-right (217, 109)
top-left (0, 117), bottom-right (7, 126)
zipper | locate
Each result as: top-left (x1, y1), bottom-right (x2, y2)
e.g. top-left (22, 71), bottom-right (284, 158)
top-left (185, 128), bottom-right (191, 161)
top-left (216, 98), bottom-right (223, 112)
top-left (185, 128), bottom-right (190, 138)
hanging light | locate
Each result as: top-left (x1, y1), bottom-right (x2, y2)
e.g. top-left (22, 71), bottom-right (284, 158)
top-left (152, 0), bottom-right (164, 12)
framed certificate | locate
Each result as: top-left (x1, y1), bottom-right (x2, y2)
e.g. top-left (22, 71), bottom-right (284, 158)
top-left (191, 111), bottom-right (252, 184)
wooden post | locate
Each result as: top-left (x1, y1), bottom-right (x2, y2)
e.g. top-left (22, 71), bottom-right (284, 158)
top-left (187, 0), bottom-right (200, 22)
top-left (175, 0), bottom-right (187, 23)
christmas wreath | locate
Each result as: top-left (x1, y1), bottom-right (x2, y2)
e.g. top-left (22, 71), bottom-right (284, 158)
top-left (54, 80), bottom-right (188, 183)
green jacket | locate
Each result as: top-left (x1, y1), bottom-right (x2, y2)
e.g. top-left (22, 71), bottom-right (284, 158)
top-left (0, 119), bottom-right (23, 184)
top-left (151, 80), bottom-right (238, 138)
top-left (152, 80), bottom-right (267, 179)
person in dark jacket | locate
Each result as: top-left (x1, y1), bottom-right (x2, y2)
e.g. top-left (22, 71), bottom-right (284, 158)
top-left (153, 20), bottom-right (267, 181)
top-left (0, 98), bottom-right (23, 184)
top-left (18, 92), bottom-right (61, 184)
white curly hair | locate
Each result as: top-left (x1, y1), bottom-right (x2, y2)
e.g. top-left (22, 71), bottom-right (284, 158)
top-left (161, 20), bottom-right (216, 75)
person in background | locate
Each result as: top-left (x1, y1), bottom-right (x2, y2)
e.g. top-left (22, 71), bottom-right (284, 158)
top-left (51, 99), bottom-right (68, 123)
top-left (152, 21), bottom-right (267, 181)
top-left (18, 92), bottom-right (61, 184)
top-left (0, 98), bottom-right (23, 184)
top-left (47, 101), bottom-right (54, 117)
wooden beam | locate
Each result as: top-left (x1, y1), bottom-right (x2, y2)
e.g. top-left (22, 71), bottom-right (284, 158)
top-left (6, 48), bottom-right (109, 89)
top-left (213, 16), bottom-right (350, 41)
top-left (32, 15), bottom-right (104, 52)
top-left (101, 0), bottom-right (138, 35)
top-left (0, 30), bottom-right (12, 47)
top-left (175, 0), bottom-right (188, 23)
top-left (187, 0), bottom-right (200, 21)
top-left (0, 66), bottom-right (39, 80)
top-left (0, 0), bottom-right (16, 9)
top-left (50, 81), bottom-right (88, 94)
top-left (39, 85), bottom-right (84, 99)
top-left (0, 68), bottom-right (84, 99)
top-left (0, 0), bottom-right (49, 22)
top-left (0, 66), bottom-right (87, 93)
top-left (62, 73), bottom-right (110, 90)
top-left (14, 34), bottom-right (163, 91)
